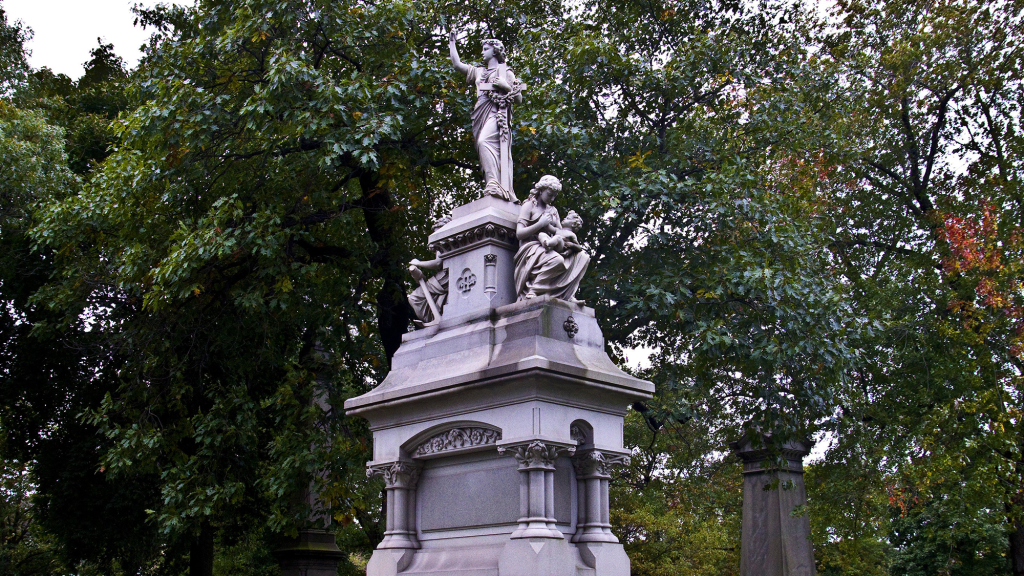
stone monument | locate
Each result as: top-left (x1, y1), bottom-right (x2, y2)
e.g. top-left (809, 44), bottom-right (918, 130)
top-left (730, 435), bottom-right (816, 576)
top-left (344, 33), bottom-right (653, 576)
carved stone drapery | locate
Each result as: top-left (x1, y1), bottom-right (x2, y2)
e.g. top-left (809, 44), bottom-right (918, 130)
top-left (412, 427), bottom-right (501, 458)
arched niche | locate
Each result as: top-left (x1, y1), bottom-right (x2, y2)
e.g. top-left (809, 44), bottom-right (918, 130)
top-left (570, 419), bottom-right (594, 447)
top-left (402, 421), bottom-right (503, 460)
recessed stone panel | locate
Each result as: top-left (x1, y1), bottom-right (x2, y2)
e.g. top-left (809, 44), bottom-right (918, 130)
top-left (418, 454), bottom-right (520, 532)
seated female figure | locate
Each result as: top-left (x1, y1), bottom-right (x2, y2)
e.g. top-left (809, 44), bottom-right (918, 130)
top-left (514, 176), bottom-right (590, 302)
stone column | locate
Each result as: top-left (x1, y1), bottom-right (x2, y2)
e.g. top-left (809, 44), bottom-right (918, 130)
top-left (730, 436), bottom-right (816, 576)
top-left (274, 380), bottom-right (345, 576)
top-left (571, 450), bottom-right (630, 543)
top-left (498, 441), bottom-right (576, 539)
top-left (367, 461), bottom-right (422, 550)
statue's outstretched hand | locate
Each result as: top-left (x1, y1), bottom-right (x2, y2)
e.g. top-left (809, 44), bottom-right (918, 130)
top-left (408, 263), bottom-right (425, 282)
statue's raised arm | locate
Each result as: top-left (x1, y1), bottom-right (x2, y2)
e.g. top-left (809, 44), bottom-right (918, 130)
top-left (448, 31), bottom-right (471, 77)
top-left (448, 32), bottom-right (524, 202)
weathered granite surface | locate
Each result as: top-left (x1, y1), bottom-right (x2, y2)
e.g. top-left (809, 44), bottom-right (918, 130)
top-left (346, 194), bottom-right (652, 575)
top-left (731, 436), bottom-right (817, 576)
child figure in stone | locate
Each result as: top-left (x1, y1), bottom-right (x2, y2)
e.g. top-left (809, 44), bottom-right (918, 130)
top-left (538, 210), bottom-right (583, 254)
top-left (514, 175), bottom-right (590, 302)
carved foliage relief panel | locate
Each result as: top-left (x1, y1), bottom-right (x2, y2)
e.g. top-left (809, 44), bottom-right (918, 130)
top-left (412, 427), bottom-right (501, 458)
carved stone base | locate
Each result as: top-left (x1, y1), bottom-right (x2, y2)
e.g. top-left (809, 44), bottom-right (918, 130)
top-left (366, 548), bottom-right (415, 576)
top-left (577, 542), bottom-right (630, 576)
top-left (497, 538), bottom-right (579, 576)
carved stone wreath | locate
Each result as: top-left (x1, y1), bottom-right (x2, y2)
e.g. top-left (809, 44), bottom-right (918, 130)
top-left (413, 427), bottom-right (502, 457)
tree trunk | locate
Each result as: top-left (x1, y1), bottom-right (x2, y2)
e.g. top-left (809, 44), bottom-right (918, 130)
top-left (1011, 518), bottom-right (1024, 576)
top-left (359, 172), bottom-right (411, 368)
top-left (189, 520), bottom-right (214, 576)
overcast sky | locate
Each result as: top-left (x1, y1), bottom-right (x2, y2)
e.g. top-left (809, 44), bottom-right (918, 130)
top-left (4, 0), bottom-right (191, 79)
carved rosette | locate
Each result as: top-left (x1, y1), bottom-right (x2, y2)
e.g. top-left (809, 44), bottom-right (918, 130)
top-left (367, 461), bottom-right (421, 489)
top-left (428, 223), bottom-right (517, 256)
top-left (572, 450), bottom-right (631, 479)
top-left (563, 315), bottom-right (579, 339)
top-left (498, 440), bottom-right (576, 471)
top-left (412, 427), bottom-right (501, 457)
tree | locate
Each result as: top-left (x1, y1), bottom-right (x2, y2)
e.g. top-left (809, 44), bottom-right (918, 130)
top-left (812, 0), bottom-right (1024, 573)
top-left (0, 3), bottom-right (29, 94)
top-left (30, 0), bottom-right (562, 573)
top-left (0, 24), bottom-right (173, 576)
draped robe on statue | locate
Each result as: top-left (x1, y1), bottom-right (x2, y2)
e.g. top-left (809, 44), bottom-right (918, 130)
top-left (467, 65), bottom-right (518, 201)
top-left (514, 201), bottom-right (590, 301)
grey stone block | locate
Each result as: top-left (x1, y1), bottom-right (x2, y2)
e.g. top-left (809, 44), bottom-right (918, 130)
top-left (731, 435), bottom-right (817, 576)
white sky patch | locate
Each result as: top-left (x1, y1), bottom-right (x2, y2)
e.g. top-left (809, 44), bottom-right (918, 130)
top-left (622, 345), bottom-right (657, 371)
top-left (806, 429), bottom-right (834, 464)
top-left (4, 0), bottom-right (192, 78)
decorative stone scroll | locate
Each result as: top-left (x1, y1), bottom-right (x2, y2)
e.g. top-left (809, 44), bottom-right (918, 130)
top-left (499, 440), bottom-right (576, 470)
top-left (367, 460), bottom-right (421, 489)
top-left (413, 427), bottom-right (501, 458)
top-left (428, 222), bottom-right (517, 256)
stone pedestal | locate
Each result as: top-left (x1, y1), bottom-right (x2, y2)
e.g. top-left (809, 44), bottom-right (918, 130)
top-left (730, 436), bottom-right (816, 576)
top-left (274, 529), bottom-right (346, 576)
top-left (346, 198), bottom-right (653, 576)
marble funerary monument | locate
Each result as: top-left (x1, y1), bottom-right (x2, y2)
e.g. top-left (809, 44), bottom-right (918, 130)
top-left (343, 32), bottom-right (653, 576)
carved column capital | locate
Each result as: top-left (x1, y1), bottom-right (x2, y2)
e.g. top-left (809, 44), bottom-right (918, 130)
top-left (498, 440), bottom-right (576, 471)
top-left (367, 461), bottom-right (422, 489)
top-left (572, 449), bottom-right (631, 479)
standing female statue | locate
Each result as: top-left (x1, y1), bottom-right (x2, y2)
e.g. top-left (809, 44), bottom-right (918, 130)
top-left (514, 175), bottom-right (590, 302)
top-left (449, 31), bottom-right (524, 201)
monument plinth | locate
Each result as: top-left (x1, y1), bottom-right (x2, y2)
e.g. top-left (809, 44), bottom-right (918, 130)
top-left (346, 202), bottom-right (652, 576)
